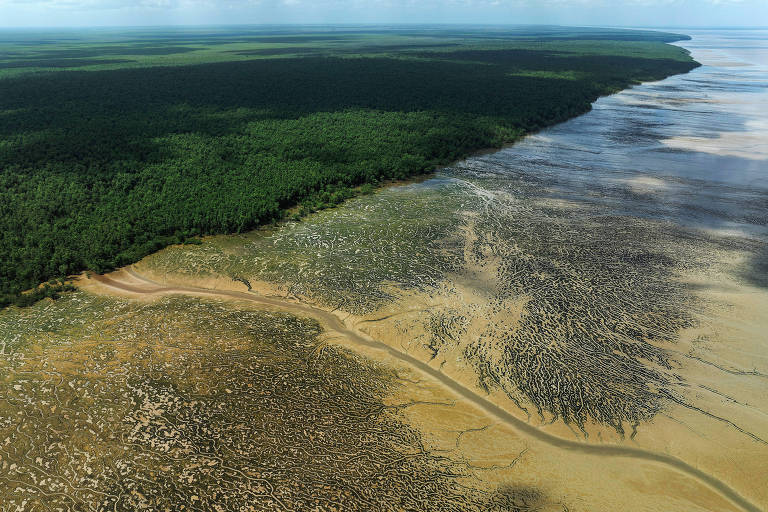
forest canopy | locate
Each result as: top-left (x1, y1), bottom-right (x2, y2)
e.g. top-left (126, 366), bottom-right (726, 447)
top-left (0, 26), bottom-right (699, 307)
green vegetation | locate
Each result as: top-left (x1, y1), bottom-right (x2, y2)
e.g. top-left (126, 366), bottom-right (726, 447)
top-left (0, 26), bottom-right (698, 307)
top-left (10, 281), bottom-right (76, 307)
top-left (0, 25), bottom-right (691, 78)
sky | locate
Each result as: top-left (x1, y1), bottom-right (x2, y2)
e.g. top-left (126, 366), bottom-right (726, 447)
top-left (0, 0), bottom-right (766, 28)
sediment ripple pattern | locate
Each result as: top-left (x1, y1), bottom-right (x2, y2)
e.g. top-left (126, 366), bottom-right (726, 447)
top-left (0, 294), bottom-right (544, 511)
top-left (461, 207), bottom-right (695, 432)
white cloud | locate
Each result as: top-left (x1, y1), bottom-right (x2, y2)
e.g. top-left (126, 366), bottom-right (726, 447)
top-left (0, 0), bottom-right (755, 9)
top-left (0, 0), bottom-right (762, 26)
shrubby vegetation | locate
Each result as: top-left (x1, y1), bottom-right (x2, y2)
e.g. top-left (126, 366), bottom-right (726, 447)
top-left (0, 27), bottom-right (698, 307)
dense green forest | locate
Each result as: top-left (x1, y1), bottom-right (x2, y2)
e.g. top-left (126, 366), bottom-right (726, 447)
top-left (0, 27), bottom-right (698, 307)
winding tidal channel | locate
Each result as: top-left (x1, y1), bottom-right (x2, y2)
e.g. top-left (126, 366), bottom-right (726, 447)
top-left (2, 29), bottom-right (767, 512)
top-left (94, 266), bottom-right (763, 512)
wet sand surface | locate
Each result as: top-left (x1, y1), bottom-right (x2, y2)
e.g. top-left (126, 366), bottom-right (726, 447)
top-left (2, 29), bottom-right (768, 511)
top-left (85, 267), bottom-right (761, 512)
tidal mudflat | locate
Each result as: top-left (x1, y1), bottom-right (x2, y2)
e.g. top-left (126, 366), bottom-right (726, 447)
top-left (2, 291), bottom-right (553, 511)
top-left (131, 30), bottom-right (768, 510)
top-left (2, 30), bottom-right (767, 512)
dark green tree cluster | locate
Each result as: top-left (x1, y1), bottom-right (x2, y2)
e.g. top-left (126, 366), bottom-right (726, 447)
top-left (0, 37), bottom-right (698, 307)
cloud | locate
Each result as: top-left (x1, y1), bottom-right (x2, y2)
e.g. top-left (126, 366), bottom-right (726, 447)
top-left (0, 0), bottom-right (762, 26)
top-left (0, 0), bottom-right (754, 9)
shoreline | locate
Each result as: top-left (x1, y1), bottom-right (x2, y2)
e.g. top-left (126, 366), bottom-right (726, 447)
top-left (3, 38), bottom-right (700, 309)
top-left (194, 47), bottom-right (703, 246)
top-left (7, 27), bottom-right (768, 512)
top-left (31, 32), bottom-right (768, 510)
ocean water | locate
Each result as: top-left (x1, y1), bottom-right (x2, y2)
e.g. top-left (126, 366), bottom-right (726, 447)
top-left (443, 29), bottom-right (768, 241)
